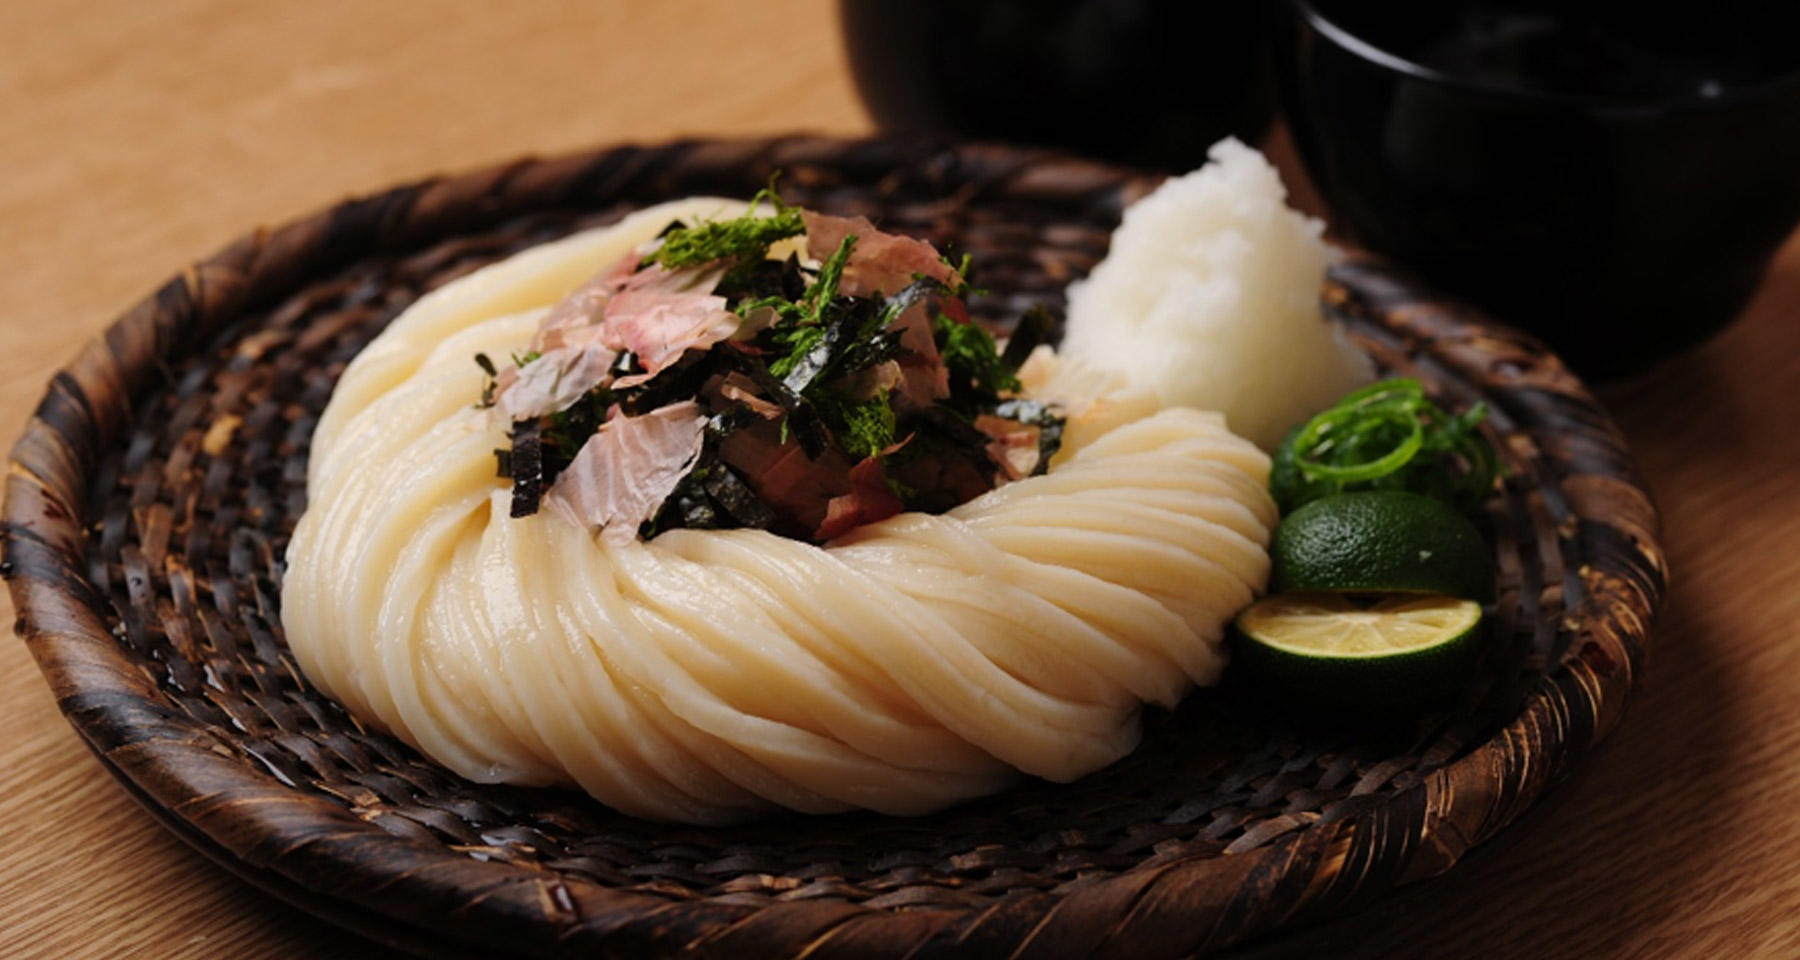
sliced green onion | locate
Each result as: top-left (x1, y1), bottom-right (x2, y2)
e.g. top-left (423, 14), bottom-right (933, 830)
top-left (1271, 378), bottom-right (1498, 514)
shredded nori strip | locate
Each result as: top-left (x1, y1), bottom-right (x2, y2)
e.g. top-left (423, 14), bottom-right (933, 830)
top-left (616, 356), bottom-right (714, 415)
top-left (701, 464), bottom-right (778, 528)
top-left (834, 329), bottom-right (907, 377)
top-left (914, 405), bottom-right (998, 460)
top-left (779, 304), bottom-right (863, 395)
top-left (536, 387), bottom-right (615, 487)
top-left (778, 277), bottom-right (935, 398)
top-left (641, 454), bottom-right (779, 539)
top-left (716, 253), bottom-right (807, 304)
top-left (645, 468), bottom-right (720, 537)
top-left (507, 419), bottom-right (545, 517)
top-left (1001, 305), bottom-right (1054, 371)
top-left (474, 352), bottom-right (499, 409)
top-left (725, 350), bottom-right (830, 457)
top-left (880, 277), bottom-right (944, 317)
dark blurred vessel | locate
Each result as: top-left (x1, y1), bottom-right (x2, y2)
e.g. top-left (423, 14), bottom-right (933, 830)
top-left (840, 0), bottom-right (1274, 170)
top-left (1282, 0), bottom-right (1800, 380)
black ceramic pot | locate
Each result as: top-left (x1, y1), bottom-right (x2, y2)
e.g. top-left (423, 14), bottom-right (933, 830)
top-left (840, 0), bottom-right (1275, 171)
top-left (1281, 1), bottom-right (1800, 379)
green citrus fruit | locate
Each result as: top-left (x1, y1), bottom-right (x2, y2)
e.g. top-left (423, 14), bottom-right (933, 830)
top-left (1271, 491), bottom-right (1495, 603)
top-left (1231, 593), bottom-right (1485, 714)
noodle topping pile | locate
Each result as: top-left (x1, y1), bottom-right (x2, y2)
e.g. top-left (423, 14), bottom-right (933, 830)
top-left (479, 191), bottom-right (1062, 545)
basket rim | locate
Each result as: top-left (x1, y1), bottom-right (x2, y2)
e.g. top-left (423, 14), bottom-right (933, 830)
top-left (1, 134), bottom-right (1666, 958)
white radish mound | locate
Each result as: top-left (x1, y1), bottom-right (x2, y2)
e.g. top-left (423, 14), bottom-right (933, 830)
top-left (281, 198), bottom-right (1278, 823)
top-left (1062, 137), bottom-right (1374, 452)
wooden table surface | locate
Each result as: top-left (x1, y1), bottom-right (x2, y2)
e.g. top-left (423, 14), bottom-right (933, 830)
top-left (4, 2), bottom-right (1798, 957)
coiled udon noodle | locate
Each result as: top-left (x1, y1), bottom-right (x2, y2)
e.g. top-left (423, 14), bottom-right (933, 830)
top-left (282, 199), bottom-right (1278, 823)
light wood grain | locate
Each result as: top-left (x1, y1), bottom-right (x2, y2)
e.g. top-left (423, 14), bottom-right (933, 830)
top-left (2, 2), bottom-right (1796, 958)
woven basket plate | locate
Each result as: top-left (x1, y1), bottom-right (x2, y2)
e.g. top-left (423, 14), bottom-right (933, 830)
top-left (3, 137), bottom-right (1665, 958)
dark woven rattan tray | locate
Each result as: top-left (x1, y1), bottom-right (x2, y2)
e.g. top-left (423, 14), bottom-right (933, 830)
top-left (3, 136), bottom-right (1665, 958)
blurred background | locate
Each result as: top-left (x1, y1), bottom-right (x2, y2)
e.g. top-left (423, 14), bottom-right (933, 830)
top-left (4, 2), bottom-right (1799, 958)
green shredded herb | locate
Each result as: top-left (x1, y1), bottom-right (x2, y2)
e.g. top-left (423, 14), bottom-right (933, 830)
top-left (947, 251), bottom-right (973, 280)
top-left (934, 310), bottom-right (1020, 401)
top-left (818, 390), bottom-right (897, 460)
top-left (646, 186), bottom-right (805, 270)
top-left (768, 234), bottom-right (858, 387)
top-left (768, 320), bottom-right (827, 379)
top-left (1270, 378), bottom-right (1499, 514)
top-left (802, 234), bottom-right (855, 322)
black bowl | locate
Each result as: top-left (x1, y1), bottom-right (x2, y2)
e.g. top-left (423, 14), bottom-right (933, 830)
top-left (839, 0), bottom-right (1275, 171)
top-left (1280, 0), bottom-right (1800, 380)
